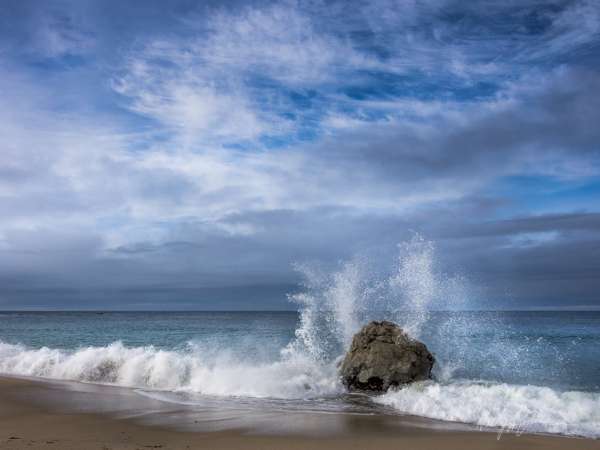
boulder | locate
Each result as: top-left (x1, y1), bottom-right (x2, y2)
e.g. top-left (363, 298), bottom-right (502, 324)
top-left (339, 320), bottom-right (434, 392)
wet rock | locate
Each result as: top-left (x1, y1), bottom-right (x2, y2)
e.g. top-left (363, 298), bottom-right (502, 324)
top-left (339, 320), bottom-right (434, 392)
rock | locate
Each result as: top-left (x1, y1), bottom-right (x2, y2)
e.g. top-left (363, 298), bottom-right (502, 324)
top-left (339, 320), bottom-right (434, 392)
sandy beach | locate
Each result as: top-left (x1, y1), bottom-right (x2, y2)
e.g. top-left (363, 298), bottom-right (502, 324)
top-left (0, 376), bottom-right (598, 450)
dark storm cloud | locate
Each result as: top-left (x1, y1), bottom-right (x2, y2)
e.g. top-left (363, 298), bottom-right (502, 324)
top-left (2, 206), bottom-right (599, 309)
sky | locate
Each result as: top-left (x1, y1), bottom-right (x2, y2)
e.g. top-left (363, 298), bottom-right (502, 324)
top-left (0, 0), bottom-right (599, 310)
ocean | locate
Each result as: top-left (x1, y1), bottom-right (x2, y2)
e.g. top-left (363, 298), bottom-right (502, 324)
top-left (1, 310), bottom-right (599, 438)
top-left (0, 237), bottom-right (598, 438)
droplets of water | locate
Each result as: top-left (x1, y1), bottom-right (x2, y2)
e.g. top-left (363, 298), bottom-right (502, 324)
top-left (285, 258), bottom-right (371, 361)
top-left (389, 235), bottom-right (436, 337)
top-left (286, 233), bottom-right (459, 361)
top-left (327, 260), bottom-right (366, 347)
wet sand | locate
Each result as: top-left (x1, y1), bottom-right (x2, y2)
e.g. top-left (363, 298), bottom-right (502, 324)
top-left (0, 376), bottom-right (598, 450)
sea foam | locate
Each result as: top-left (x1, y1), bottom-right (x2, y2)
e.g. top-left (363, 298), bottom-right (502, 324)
top-left (0, 340), bottom-right (341, 399)
top-left (376, 380), bottom-right (600, 438)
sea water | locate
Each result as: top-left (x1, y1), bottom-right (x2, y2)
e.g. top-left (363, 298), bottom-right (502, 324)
top-left (1, 237), bottom-right (599, 437)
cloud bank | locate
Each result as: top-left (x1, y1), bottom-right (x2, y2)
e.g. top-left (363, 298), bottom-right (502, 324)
top-left (0, 0), bottom-right (599, 309)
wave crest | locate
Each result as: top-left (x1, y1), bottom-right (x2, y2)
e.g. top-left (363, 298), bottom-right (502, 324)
top-left (0, 340), bottom-right (341, 399)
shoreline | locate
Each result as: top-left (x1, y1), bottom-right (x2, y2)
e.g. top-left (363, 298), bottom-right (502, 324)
top-left (1, 376), bottom-right (599, 449)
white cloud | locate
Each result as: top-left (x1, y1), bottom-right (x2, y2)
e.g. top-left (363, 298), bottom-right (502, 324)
top-left (111, 3), bottom-right (358, 148)
top-left (530, 0), bottom-right (600, 59)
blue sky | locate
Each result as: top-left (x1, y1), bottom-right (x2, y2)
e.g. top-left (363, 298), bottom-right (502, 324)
top-left (0, 0), bottom-right (599, 310)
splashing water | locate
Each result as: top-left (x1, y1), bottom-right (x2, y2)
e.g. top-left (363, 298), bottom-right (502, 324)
top-left (287, 233), bottom-right (448, 360)
top-left (286, 258), bottom-right (371, 360)
top-left (389, 235), bottom-right (437, 337)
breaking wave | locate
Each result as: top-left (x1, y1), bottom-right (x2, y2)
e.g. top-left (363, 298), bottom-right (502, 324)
top-left (0, 340), bottom-right (340, 399)
top-left (376, 381), bottom-right (600, 438)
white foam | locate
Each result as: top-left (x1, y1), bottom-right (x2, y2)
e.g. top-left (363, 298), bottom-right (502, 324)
top-left (0, 340), bottom-right (341, 399)
top-left (376, 380), bottom-right (600, 438)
